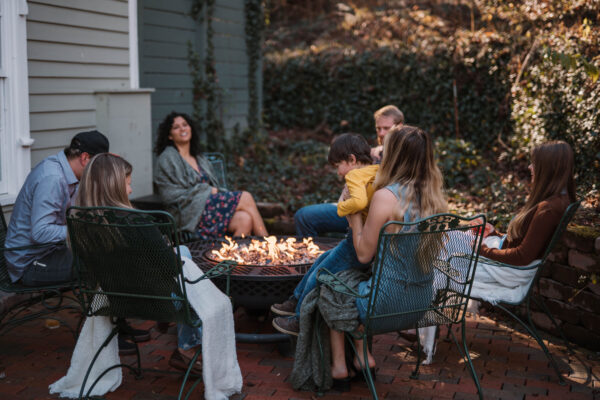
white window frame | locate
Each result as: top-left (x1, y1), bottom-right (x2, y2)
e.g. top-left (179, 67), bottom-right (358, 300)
top-left (128, 0), bottom-right (139, 89)
top-left (0, 0), bottom-right (32, 205)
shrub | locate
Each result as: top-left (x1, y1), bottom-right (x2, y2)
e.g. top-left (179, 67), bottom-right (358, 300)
top-left (435, 137), bottom-right (493, 190)
top-left (511, 38), bottom-right (600, 192)
top-left (227, 138), bottom-right (340, 212)
top-left (264, 45), bottom-right (511, 149)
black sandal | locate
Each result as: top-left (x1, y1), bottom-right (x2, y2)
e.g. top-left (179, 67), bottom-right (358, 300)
top-left (351, 363), bottom-right (377, 382)
top-left (331, 376), bottom-right (352, 392)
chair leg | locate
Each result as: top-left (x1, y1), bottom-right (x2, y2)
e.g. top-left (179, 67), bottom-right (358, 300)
top-left (178, 346), bottom-right (203, 400)
top-left (79, 326), bottom-right (119, 399)
top-left (532, 295), bottom-right (571, 351)
top-left (362, 336), bottom-right (378, 400)
top-left (0, 295), bottom-right (81, 339)
top-left (461, 319), bottom-right (483, 400)
top-left (496, 302), bottom-right (565, 385)
top-left (444, 323), bottom-right (452, 342)
top-left (410, 326), bottom-right (422, 379)
top-left (344, 332), bottom-right (378, 399)
top-left (525, 298), bottom-right (567, 385)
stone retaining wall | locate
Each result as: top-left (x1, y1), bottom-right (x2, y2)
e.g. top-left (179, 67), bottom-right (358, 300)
top-left (520, 229), bottom-right (600, 351)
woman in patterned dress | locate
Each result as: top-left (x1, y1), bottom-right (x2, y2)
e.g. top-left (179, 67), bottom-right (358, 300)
top-left (154, 111), bottom-right (267, 239)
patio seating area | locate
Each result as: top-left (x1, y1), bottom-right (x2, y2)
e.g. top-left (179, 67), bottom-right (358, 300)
top-left (0, 299), bottom-right (597, 399)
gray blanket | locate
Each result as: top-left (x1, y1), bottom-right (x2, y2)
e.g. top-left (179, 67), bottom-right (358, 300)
top-left (289, 268), bottom-right (369, 392)
top-left (154, 146), bottom-right (220, 232)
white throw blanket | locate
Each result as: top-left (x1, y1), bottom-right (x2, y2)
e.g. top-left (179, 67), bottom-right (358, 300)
top-left (419, 234), bottom-right (539, 365)
top-left (49, 313), bottom-right (121, 398)
top-left (49, 257), bottom-right (242, 400)
top-left (470, 234), bottom-right (539, 304)
top-left (182, 257), bottom-right (243, 400)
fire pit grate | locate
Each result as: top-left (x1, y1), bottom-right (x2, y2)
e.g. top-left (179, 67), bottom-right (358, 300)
top-left (185, 236), bottom-right (340, 310)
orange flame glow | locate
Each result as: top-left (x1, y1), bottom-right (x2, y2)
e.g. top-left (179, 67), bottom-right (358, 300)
top-left (210, 236), bottom-right (324, 265)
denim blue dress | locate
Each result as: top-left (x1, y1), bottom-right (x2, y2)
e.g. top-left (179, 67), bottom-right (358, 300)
top-left (356, 183), bottom-right (434, 333)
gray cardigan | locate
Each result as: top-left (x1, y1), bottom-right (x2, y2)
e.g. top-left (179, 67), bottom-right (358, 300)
top-left (154, 146), bottom-right (220, 232)
top-left (289, 268), bottom-right (368, 392)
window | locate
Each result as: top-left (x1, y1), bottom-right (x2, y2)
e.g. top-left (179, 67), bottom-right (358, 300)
top-left (0, 0), bottom-right (31, 204)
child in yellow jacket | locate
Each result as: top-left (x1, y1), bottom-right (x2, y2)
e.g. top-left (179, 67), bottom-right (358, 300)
top-left (333, 134), bottom-right (379, 221)
top-left (271, 133), bottom-right (378, 335)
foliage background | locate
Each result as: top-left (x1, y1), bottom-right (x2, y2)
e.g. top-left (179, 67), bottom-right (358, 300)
top-left (225, 0), bottom-right (599, 230)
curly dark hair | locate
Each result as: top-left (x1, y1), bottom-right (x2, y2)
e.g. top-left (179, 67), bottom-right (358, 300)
top-left (154, 111), bottom-right (203, 156)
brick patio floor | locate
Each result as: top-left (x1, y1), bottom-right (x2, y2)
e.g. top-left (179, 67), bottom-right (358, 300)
top-left (0, 304), bottom-right (598, 400)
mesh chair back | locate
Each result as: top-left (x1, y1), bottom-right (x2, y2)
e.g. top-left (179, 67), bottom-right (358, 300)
top-left (67, 206), bottom-right (196, 325)
top-left (204, 152), bottom-right (228, 189)
top-left (365, 214), bottom-right (485, 335)
top-left (540, 201), bottom-right (580, 262)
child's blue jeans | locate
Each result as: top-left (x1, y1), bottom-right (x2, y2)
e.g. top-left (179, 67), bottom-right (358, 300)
top-left (293, 230), bottom-right (370, 317)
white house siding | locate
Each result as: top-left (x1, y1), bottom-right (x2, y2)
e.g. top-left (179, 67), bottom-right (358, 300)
top-left (213, 0), bottom-right (253, 133)
top-left (27, 0), bottom-right (130, 166)
top-left (139, 0), bottom-right (257, 141)
top-left (138, 0), bottom-right (197, 138)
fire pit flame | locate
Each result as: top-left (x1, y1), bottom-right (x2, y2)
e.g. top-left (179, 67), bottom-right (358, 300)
top-left (210, 235), bottom-right (325, 266)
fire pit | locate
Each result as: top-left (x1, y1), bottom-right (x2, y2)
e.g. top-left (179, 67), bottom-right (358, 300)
top-left (185, 236), bottom-right (340, 311)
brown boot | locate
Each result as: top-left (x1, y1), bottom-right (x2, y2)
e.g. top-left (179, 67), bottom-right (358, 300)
top-left (270, 297), bottom-right (298, 317)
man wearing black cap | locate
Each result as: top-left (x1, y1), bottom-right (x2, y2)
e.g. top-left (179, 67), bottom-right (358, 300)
top-left (6, 130), bottom-right (151, 352)
top-left (5, 130), bottom-right (109, 285)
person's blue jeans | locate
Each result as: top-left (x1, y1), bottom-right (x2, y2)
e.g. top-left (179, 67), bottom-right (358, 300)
top-left (292, 231), bottom-right (370, 317)
top-left (176, 246), bottom-right (203, 349)
top-left (20, 245), bottom-right (73, 286)
top-left (294, 203), bottom-right (348, 237)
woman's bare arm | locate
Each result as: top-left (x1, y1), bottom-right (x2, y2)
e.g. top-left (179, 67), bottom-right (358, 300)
top-left (348, 188), bottom-right (398, 263)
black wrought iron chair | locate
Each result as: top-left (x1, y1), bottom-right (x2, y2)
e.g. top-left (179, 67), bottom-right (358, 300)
top-left (66, 206), bottom-right (234, 399)
top-left (466, 201), bottom-right (580, 385)
top-left (0, 207), bottom-right (82, 338)
top-left (316, 213), bottom-right (486, 400)
top-left (203, 152), bottom-right (228, 190)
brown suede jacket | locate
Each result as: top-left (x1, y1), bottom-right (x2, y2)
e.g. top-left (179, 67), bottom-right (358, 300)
top-left (480, 194), bottom-right (570, 266)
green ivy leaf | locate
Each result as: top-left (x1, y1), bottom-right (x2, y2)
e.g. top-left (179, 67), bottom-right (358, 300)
top-left (582, 59), bottom-right (599, 83)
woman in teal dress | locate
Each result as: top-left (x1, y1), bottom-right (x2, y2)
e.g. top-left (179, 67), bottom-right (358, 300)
top-left (331, 125), bottom-right (448, 387)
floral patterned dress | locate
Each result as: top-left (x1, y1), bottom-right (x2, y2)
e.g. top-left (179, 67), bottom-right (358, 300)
top-left (195, 168), bottom-right (242, 239)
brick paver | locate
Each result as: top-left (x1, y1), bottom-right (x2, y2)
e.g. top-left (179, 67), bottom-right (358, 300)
top-left (0, 306), bottom-right (598, 399)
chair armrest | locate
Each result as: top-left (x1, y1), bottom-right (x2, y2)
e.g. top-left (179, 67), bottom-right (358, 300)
top-left (433, 258), bottom-right (463, 283)
top-left (1, 240), bottom-right (65, 252)
top-left (450, 253), bottom-right (541, 272)
top-left (184, 260), bottom-right (236, 284)
top-left (475, 255), bottom-right (541, 271)
top-left (316, 268), bottom-right (368, 298)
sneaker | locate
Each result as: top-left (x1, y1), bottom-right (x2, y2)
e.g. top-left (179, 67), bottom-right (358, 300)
top-left (271, 298), bottom-right (298, 317)
top-left (118, 336), bottom-right (137, 356)
top-left (169, 349), bottom-right (202, 376)
top-left (272, 316), bottom-right (300, 336)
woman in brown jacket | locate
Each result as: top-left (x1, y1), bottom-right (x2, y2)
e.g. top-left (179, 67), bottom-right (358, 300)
top-left (470, 141), bottom-right (576, 305)
top-left (480, 140), bottom-right (576, 265)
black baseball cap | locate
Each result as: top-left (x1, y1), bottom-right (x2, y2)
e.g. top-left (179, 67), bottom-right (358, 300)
top-left (70, 130), bottom-right (109, 156)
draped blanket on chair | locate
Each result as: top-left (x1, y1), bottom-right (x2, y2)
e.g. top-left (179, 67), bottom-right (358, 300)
top-left (419, 234), bottom-right (539, 365)
top-left (49, 257), bottom-right (242, 400)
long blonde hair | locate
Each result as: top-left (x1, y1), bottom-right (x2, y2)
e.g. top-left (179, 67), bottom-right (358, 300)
top-left (507, 141), bottom-right (575, 241)
top-left (374, 125), bottom-right (447, 221)
top-left (77, 153), bottom-right (133, 208)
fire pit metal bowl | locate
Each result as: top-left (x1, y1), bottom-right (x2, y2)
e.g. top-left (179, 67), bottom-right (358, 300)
top-left (185, 236), bottom-right (340, 311)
